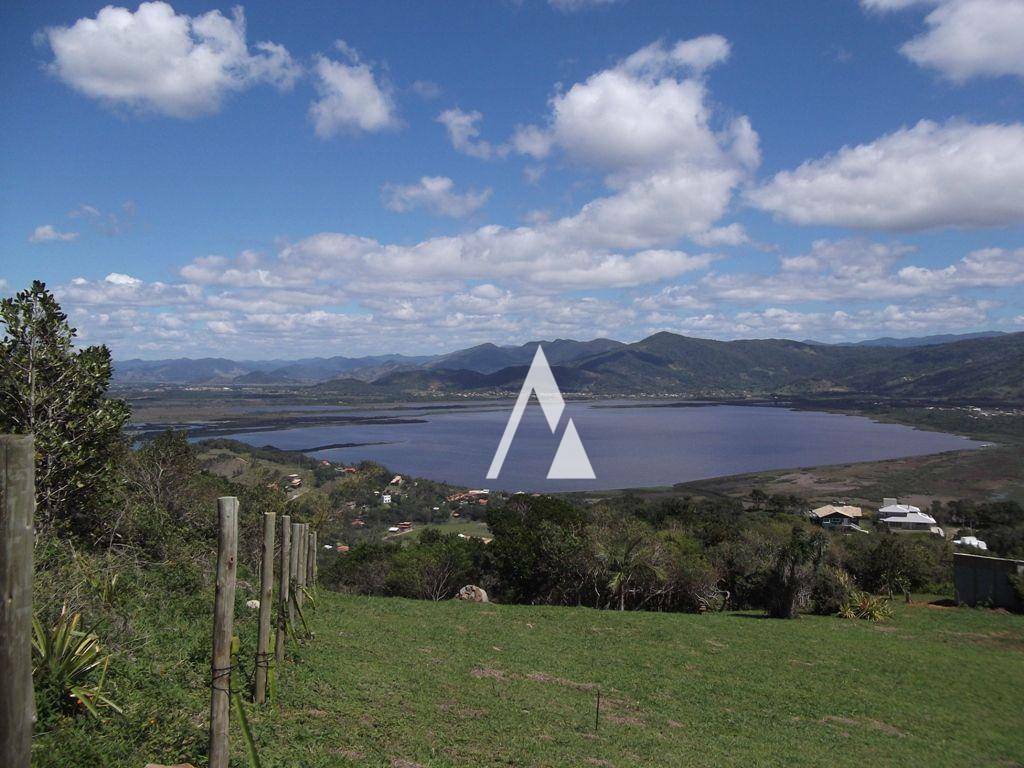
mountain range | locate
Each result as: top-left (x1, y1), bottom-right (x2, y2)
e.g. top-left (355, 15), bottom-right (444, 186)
top-left (112, 331), bottom-right (1024, 402)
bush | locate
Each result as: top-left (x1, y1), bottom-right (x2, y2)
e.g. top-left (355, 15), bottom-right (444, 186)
top-left (810, 565), bottom-right (856, 616)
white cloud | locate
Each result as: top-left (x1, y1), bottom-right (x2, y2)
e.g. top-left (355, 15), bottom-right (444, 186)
top-left (549, 0), bottom-right (623, 10)
top-left (29, 224), bottom-right (78, 243)
top-left (382, 176), bottom-right (492, 218)
top-left (437, 108), bottom-right (505, 159)
top-left (42, 2), bottom-right (300, 118)
top-left (748, 120), bottom-right (1024, 230)
top-left (661, 299), bottom-right (994, 341)
top-left (618, 35), bottom-right (731, 77)
top-left (901, 0), bottom-right (1024, 82)
top-left (59, 273), bottom-right (201, 305)
top-left (309, 41), bottom-right (399, 137)
top-left (410, 80), bottom-right (441, 99)
top-left (861, 0), bottom-right (933, 10)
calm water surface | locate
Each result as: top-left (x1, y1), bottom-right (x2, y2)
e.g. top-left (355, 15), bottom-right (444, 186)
top-left (220, 402), bottom-right (983, 492)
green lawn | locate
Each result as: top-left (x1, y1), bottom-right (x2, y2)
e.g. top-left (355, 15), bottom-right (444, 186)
top-left (35, 590), bottom-right (1024, 768)
top-left (392, 519), bottom-right (491, 542)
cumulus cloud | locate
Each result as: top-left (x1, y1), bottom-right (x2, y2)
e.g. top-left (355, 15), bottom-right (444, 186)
top-left (662, 299), bottom-right (995, 341)
top-left (637, 240), bottom-right (1024, 308)
top-left (863, 0), bottom-right (1024, 81)
top-left (28, 224), bottom-right (78, 243)
top-left (309, 41), bottom-right (399, 136)
top-left (382, 176), bottom-right (492, 218)
top-left (901, 0), bottom-right (1024, 82)
top-left (41, 2), bottom-right (300, 118)
top-left (747, 120), bottom-right (1024, 230)
top-left (58, 273), bottom-right (201, 306)
top-left (437, 108), bottom-right (505, 159)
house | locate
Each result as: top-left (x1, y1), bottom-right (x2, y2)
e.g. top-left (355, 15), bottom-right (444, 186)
top-left (398, 521), bottom-right (412, 531)
top-left (335, 544), bottom-right (350, 554)
top-left (809, 504), bottom-right (865, 531)
top-left (954, 535), bottom-right (988, 551)
top-left (390, 474), bottom-right (403, 486)
top-left (350, 518), bottom-right (365, 528)
top-left (382, 494), bottom-right (392, 504)
top-left (878, 500), bottom-right (943, 536)
top-left (387, 526), bottom-right (400, 533)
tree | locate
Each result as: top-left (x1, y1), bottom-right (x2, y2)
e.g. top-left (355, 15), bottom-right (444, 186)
top-left (764, 527), bottom-right (827, 619)
top-left (0, 281), bottom-right (130, 537)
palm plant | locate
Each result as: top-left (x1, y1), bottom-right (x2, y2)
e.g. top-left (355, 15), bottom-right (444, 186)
top-left (32, 605), bottom-right (121, 720)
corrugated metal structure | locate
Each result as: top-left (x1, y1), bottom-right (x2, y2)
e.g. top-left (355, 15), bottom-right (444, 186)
top-left (954, 552), bottom-right (1024, 610)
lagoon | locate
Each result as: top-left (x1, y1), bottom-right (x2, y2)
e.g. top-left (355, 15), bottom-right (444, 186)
top-left (217, 401), bottom-right (983, 492)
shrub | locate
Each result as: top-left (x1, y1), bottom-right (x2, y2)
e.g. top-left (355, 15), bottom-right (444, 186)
top-left (810, 565), bottom-right (855, 616)
top-left (839, 591), bottom-right (893, 622)
top-left (32, 606), bottom-right (121, 723)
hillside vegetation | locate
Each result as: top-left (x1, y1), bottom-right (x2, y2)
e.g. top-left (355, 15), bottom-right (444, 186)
top-left (113, 332), bottom-right (1024, 403)
top-left (312, 331), bottom-right (1024, 402)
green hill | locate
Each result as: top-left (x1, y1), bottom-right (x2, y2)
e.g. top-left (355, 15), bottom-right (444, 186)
top-left (38, 589), bottom-right (1024, 768)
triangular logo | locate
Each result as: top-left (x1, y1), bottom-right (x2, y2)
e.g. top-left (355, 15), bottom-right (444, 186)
top-left (547, 419), bottom-right (595, 479)
top-left (487, 345), bottom-right (595, 481)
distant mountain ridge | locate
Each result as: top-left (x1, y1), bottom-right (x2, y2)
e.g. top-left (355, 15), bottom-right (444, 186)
top-left (113, 331), bottom-right (1024, 402)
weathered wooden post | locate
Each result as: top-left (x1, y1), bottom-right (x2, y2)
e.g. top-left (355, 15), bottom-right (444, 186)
top-left (311, 530), bottom-right (318, 590)
top-left (296, 524), bottom-right (308, 608)
top-left (307, 530), bottom-right (317, 591)
top-left (254, 511), bottom-right (275, 704)
top-left (289, 521), bottom-right (302, 612)
top-left (209, 497), bottom-right (238, 768)
top-left (275, 514), bottom-right (291, 666)
top-left (1, 435), bottom-right (34, 768)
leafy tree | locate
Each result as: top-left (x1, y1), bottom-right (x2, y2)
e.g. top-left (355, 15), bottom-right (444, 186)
top-left (764, 526), bottom-right (827, 619)
top-left (0, 281), bottom-right (129, 537)
top-left (591, 516), bottom-right (662, 611)
top-left (486, 495), bottom-right (589, 604)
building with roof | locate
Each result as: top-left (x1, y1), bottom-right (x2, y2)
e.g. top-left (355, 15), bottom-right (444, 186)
top-left (878, 500), bottom-right (943, 536)
top-left (809, 504), bottom-right (864, 531)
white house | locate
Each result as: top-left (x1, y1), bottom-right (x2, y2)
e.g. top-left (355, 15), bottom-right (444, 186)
top-left (382, 494), bottom-right (392, 504)
top-left (878, 500), bottom-right (943, 536)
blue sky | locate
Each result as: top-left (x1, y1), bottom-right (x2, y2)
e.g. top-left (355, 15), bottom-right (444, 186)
top-left (1, 0), bottom-right (1022, 358)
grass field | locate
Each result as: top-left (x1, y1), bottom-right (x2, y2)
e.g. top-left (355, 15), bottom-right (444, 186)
top-left (389, 519), bottom-right (491, 542)
top-left (38, 585), bottom-right (1024, 768)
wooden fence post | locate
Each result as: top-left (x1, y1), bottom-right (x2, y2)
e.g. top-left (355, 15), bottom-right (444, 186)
top-left (289, 522), bottom-right (302, 610)
top-left (209, 497), bottom-right (238, 768)
top-left (296, 524), bottom-right (308, 608)
top-left (1, 435), bottom-right (35, 768)
top-left (307, 530), bottom-right (317, 591)
top-left (254, 511), bottom-right (275, 704)
top-left (275, 514), bottom-right (291, 666)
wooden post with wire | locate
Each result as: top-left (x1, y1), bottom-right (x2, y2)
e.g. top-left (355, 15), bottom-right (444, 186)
top-left (289, 521), bottom-right (302, 612)
top-left (208, 497), bottom-right (238, 768)
top-left (307, 530), bottom-right (317, 594)
top-left (296, 524), bottom-right (308, 608)
top-left (275, 514), bottom-right (291, 666)
top-left (1, 435), bottom-right (35, 768)
top-left (254, 511), bottom-right (275, 704)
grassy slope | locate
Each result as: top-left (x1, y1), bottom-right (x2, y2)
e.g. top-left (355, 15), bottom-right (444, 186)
top-left (36, 589), bottom-right (1024, 768)
top-left (271, 596), bottom-right (1022, 767)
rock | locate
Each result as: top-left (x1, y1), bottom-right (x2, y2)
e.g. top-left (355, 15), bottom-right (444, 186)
top-left (246, 599), bottom-right (260, 611)
top-left (456, 585), bottom-right (488, 603)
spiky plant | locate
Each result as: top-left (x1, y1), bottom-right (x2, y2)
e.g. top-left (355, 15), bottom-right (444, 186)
top-left (32, 606), bottom-right (122, 720)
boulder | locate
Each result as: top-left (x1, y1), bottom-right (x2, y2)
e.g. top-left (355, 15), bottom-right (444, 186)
top-left (246, 599), bottom-right (260, 611)
top-left (456, 585), bottom-right (488, 603)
